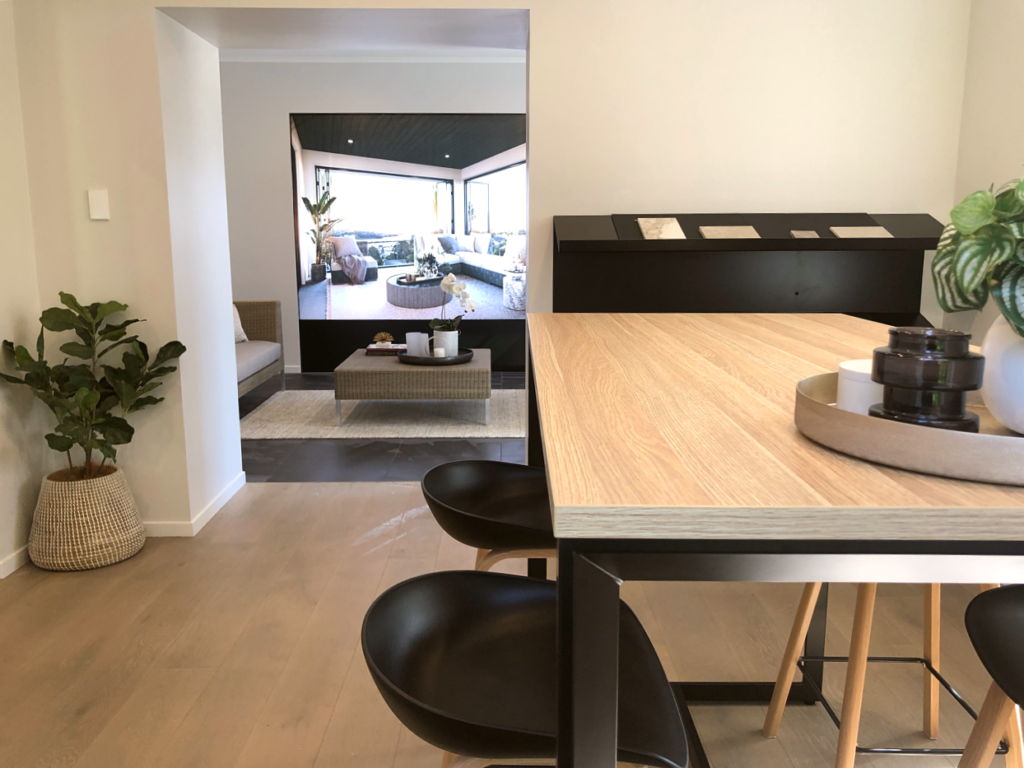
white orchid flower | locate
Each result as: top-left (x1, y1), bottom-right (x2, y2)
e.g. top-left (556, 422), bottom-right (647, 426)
top-left (465, 299), bottom-right (477, 312)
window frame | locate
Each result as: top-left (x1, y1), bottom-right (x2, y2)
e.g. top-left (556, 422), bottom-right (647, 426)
top-left (462, 161), bottom-right (526, 236)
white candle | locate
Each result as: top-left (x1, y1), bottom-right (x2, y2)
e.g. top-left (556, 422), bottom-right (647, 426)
top-left (836, 359), bottom-right (884, 415)
top-left (433, 348), bottom-right (446, 358)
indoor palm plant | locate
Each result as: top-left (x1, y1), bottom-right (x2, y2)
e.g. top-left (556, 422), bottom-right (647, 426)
top-left (1, 292), bottom-right (185, 570)
top-left (302, 190), bottom-right (341, 282)
top-left (932, 174), bottom-right (1024, 432)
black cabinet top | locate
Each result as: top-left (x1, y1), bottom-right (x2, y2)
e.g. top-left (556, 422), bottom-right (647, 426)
top-left (554, 213), bottom-right (944, 253)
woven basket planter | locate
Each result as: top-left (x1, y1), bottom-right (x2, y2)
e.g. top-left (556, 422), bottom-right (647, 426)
top-left (29, 467), bottom-right (146, 571)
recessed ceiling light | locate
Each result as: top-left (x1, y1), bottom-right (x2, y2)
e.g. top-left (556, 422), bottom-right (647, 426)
top-left (445, 154), bottom-right (450, 159)
top-left (348, 139), bottom-right (354, 144)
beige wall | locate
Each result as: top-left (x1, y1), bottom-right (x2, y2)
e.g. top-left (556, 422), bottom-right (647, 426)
top-left (155, 12), bottom-right (245, 534)
top-left (1, 0), bottom-right (978, 571)
top-left (0, 0), bottom-right (50, 576)
top-left (221, 60), bottom-right (526, 370)
top-left (945, 0), bottom-right (1024, 338)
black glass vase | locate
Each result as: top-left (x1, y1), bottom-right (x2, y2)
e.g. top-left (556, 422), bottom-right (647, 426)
top-left (868, 327), bottom-right (984, 433)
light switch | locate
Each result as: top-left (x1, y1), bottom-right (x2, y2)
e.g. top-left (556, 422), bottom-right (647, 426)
top-left (88, 189), bottom-right (109, 220)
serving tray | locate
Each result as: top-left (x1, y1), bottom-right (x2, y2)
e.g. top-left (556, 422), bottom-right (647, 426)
top-left (794, 372), bottom-right (1024, 486)
top-left (397, 348), bottom-right (475, 366)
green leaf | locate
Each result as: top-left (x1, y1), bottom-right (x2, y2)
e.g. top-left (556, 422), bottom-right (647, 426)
top-left (932, 228), bottom-right (987, 312)
top-left (995, 185), bottom-right (1024, 220)
top-left (952, 223), bottom-right (1016, 294)
top-left (1017, 177), bottom-right (1024, 207)
top-left (990, 262), bottom-right (1024, 337)
top-left (97, 415), bottom-right (134, 444)
top-left (74, 387), bottom-right (100, 413)
top-left (40, 307), bottom-right (81, 332)
top-left (151, 341), bottom-right (186, 367)
top-left (59, 341), bottom-right (94, 360)
top-left (97, 336), bottom-right (139, 359)
top-left (951, 190), bottom-right (997, 235)
top-left (45, 433), bottom-right (76, 453)
top-left (0, 372), bottom-right (26, 385)
top-left (130, 396), bottom-right (163, 410)
top-left (98, 318), bottom-right (140, 341)
top-left (1007, 221), bottom-right (1024, 239)
top-left (36, 327), bottom-right (44, 362)
top-left (1013, 242), bottom-right (1024, 269)
top-left (59, 292), bottom-right (93, 322)
top-left (93, 301), bottom-right (128, 323)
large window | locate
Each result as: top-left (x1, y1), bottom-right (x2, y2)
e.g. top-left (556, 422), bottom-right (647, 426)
top-left (317, 167), bottom-right (454, 264)
top-left (464, 163), bottom-right (526, 235)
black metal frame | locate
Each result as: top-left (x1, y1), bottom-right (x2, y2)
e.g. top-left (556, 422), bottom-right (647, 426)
top-left (796, 655), bottom-right (1008, 757)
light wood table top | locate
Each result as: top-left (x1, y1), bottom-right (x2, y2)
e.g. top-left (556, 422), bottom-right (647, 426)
top-left (527, 313), bottom-right (1024, 540)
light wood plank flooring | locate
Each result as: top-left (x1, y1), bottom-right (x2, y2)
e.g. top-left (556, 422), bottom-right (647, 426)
top-left (0, 482), bottom-right (1007, 768)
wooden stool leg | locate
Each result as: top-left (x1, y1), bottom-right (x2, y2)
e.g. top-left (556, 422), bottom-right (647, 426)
top-left (475, 548), bottom-right (490, 571)
top-left (960, 681), bottom-right (1017, 768)
top-left (980, 584), bottom-right (1024, 768)
top-left (924, 583), bottom-right (941, 739)
top-left (835, 583), bottom-right (878, 768)
top-left (764, 582), bottom-right (823, 737)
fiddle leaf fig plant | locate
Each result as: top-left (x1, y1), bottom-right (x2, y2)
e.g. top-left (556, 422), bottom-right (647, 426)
top-left (1, 292), bottom-right (186, 480)
top-left (932, 173), bottom-right (1024, 338)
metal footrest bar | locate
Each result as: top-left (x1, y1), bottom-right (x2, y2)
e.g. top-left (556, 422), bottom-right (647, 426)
top-left (797, 654), bottom-right (1008, 756)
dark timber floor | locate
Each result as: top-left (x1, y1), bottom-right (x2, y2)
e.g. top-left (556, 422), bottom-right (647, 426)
top-left (239, 372), bottom-right (526, 483)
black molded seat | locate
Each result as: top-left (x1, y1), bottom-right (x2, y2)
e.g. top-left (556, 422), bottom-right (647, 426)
top-left (966, 585), bottom-right (1024, 706)
top-left (421, 460), bottom-right (555, 551)
top-left (362, 570), bottom-right (689, 768)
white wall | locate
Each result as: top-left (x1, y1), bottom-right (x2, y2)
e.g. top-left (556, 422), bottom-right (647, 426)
top-left (220, 60), bottom-right (527, 370)
top-left (945, 0), bottom-right (1024, 338)
top-left (0, 0), bottom-right (50, 576)
top-left (1, 0), bottom-right (978, 571)
top-left (155, 12), bottom-right (244, 535)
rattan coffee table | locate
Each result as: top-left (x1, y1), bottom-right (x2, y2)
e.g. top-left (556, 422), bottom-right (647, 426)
top-left (334, 348), bottom-right (492, 425)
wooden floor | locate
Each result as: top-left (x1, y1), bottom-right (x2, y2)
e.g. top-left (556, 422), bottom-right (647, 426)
top-left (0, 482), bottom-right (1006, 768)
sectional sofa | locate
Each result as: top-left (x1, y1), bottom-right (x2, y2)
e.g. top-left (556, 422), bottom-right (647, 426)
top-left (415, 233), bottom-right (526, 288)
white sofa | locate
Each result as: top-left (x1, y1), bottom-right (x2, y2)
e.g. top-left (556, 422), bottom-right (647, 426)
top-left (415, 233), bottom-right (526, 287)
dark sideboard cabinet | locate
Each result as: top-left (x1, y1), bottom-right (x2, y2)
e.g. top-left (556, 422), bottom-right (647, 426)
top-left (552, 213), bottom-right (943, 326)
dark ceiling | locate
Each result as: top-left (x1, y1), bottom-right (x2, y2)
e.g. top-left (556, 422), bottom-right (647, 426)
top-left (291, 113), bottom-right (525, 170)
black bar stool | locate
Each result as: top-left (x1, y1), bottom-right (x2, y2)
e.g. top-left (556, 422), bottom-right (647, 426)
top-left (422, 460), bottom-right (555, 576)
top-left (960, 585), bottom-right (1024, 768)
top-left (361, 570), bottom-right (689, 768)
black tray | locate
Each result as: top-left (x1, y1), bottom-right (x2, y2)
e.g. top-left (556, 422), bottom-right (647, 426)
top-left (397, 348), bottom-right (475, 366)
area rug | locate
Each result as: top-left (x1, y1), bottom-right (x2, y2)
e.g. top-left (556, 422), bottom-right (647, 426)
top-left (240, 389), bottom-right (526, 439)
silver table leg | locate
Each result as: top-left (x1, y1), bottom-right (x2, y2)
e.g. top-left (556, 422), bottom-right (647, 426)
top-left (482, 398), bottom-right (490, 425)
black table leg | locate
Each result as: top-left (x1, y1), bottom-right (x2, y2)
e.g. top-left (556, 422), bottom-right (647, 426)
top-left (557, 541), bottom-right (620, 768)
top-left (802, 583), bottom-right (829, 696)
top-left (526, 348), bottom-right (545, 469)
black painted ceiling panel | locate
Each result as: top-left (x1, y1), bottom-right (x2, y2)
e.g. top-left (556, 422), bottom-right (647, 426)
top-left (292, 113), bottom-right (525, 170)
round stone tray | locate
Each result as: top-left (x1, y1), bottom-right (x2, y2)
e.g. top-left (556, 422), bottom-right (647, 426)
top-left (397, 348), bottom-right (475, 366)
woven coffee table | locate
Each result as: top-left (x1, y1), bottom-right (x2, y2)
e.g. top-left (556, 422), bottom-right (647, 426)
top-left (334, 348), bottom-right (492, 425)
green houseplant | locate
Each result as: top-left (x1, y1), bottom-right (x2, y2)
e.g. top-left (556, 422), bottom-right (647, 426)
top-left (302, 190), bottom-right (341, 282)
top-left (1, 292), bottom-right (185, 570)
top-left (932, 175), bottom-right (1024, 433)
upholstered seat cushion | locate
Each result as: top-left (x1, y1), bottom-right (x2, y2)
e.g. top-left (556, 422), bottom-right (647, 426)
top-left (460, 252), bottom-right (506, 273)
top-left (235, 340), bottom-right (281, 382)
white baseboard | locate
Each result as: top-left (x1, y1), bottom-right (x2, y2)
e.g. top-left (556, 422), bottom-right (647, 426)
top-left (0, 545), bottom-right (29, 579)
top-left (285, 364), bottom-right (301, 374)
top-left (145, 471), bottom-right (246, 537)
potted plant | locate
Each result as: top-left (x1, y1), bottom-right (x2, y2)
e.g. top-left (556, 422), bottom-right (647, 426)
top-left (932, 174), bottom-right (1024, 432)
top-left (1, 293), bottom-right (185, 570)
top-left (302, 190), bottom-right (341, 283)
top-left (430, 274), bottom-right (477, 356)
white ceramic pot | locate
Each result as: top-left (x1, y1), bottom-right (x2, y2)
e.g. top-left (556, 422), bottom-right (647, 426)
top-left (431, 330), bottom-right (460, 357)
top-left (981, 314), bottom-right (1024, 435)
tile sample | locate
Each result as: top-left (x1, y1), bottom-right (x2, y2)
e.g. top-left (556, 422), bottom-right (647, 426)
top-left (830, 226), bottom-right (893, 238)
top-left (791, 230), bottom-right (820, 238)
top-left (638, 218), bottom-right (686, 240)
top-left (698, 225), bottom-right (760, 239)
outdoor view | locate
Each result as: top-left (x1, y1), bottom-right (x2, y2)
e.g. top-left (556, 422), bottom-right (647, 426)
top-left (297, 159), bottom-right (527, 323)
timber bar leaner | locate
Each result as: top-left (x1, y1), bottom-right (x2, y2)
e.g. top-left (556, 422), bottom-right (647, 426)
top-left (525, 312), bottom-right (1024, 768)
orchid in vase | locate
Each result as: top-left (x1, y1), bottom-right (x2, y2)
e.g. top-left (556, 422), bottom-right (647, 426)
top-left (431, 273), bottom-right (477, 332)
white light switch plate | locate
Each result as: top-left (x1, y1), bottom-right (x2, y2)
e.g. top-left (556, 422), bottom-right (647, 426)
top-left (88, 189), bottom-right (109, 220)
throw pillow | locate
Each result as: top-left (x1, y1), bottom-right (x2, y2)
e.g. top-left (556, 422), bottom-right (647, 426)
top-left (473, 233), bottom-right (491, 254)
top-left (456, 234), bottom-right (476, 253)
top-left (437, 235), bottom-right (458, 253)
top-left (329, 235), bottom-right (361, 259)
top-left (232, 304), bottom-right (248, 344)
